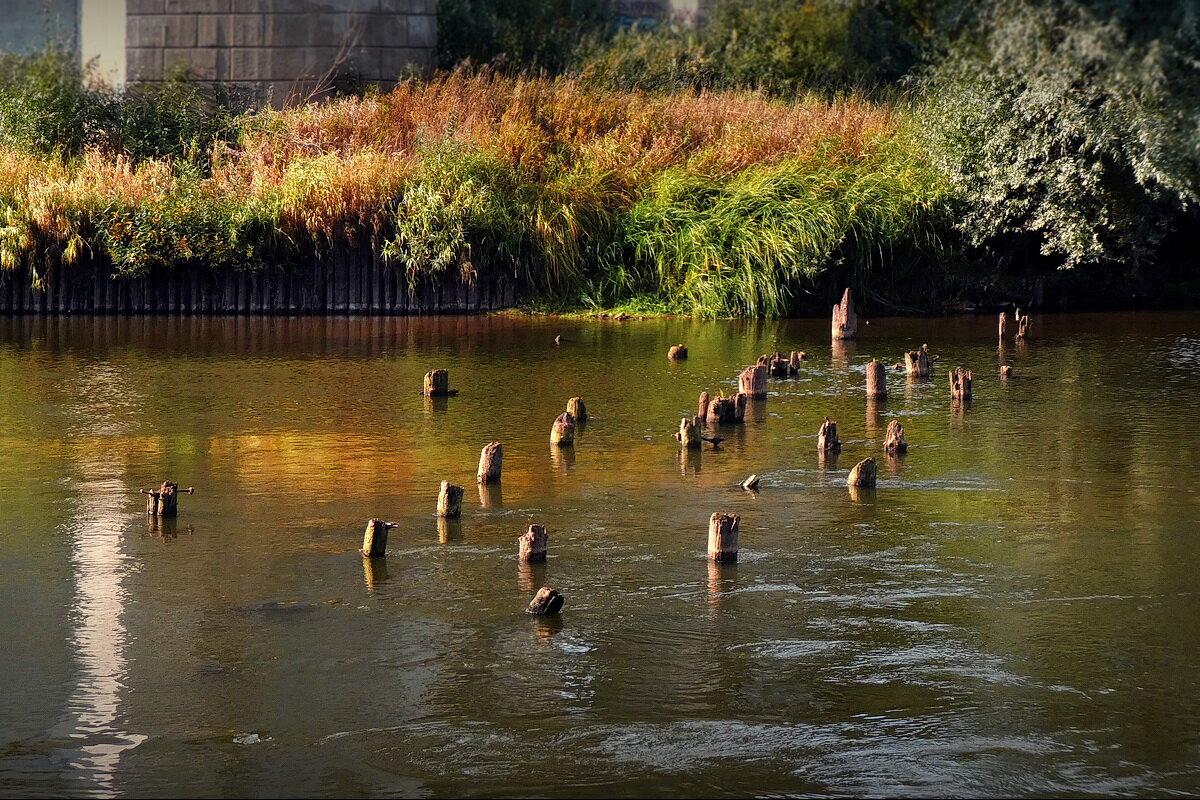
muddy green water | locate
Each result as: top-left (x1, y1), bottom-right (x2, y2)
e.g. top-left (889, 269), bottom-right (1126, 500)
top-left (1, 312), bottom-right (1199, 798)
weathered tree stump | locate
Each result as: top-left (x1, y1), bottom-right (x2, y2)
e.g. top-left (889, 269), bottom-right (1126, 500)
top-left (831, 287), bottom-right (857, 340)
top-left (707, 395), bottom-right (737, 425)
top-left (566, 396), bottom-right (587, 423)
top-left (741, 474), bottom-right (760, 491)
top-left (733, 392), bottom-right (748, 424)
top-left (550, 412), bottom-right (576, 446)
top-left (697, 391), bottom-right (710, 422)
top-left (740, 364), bottom-right (768, 399)
top-left (518, 524), bottom-right (548, 563)
top-left (769, 355), bottom-right (789, 377)
top-left (140, 481), bottom-right (194, 517)
top-left (436, 481), bottom-right (464, 518)
top-left (668, 344), bottom-right (688, 360)
top-left (756, 354), bottom-right (771, 367)
top-left (788, 351), bottom-right (805, 374)
top-left (477, 441), bottom-right (503, 483)
top-left (866, 360), bottom-right (888, 399)
top-left (708, 512), bottom-right (740, 563)
top-left (817, 417), bottom-right (841, 452)
top-left (526, 586), bottom-right (564, 615)
top-left (998, 312), bottom-right (1008, 338)
top-left (950, 367), bottom-right (973, 402)
top-left (904, 344), bottom-right (930, 377)
top-left (1000, 365), bottom-right (1013, 379)
top-left (847, 457), bottom-right (877, 487)
top-left (360, 518), bottom-right (397, 558)
top-left (675, 417), bottom-right (702, 449)
top-left (1017, 314), bottom-right (1032, 339)
top-left (883, 420), bottom-right (907, 454)
top-left (422, 369), bottom-right (458, 397)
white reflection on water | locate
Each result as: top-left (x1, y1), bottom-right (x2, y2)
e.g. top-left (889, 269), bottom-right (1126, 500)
top-left (49, 476), bottom-right (146, 796)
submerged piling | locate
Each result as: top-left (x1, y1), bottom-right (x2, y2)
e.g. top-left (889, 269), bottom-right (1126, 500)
top-left (140, 481), bottom-right (194, 517)
top-left (518, 524), bottom-right (549, 563)
top-left (436, 481), bottom-right (464, 518)
top-left (423, 369), bottom-right (458, 397)
top-left (866, 360), bottom-right (888, 400)
top-left (817, 417), bottom-right (841, 452)
top-left (832, 288), bottom-right (857, 340)
top-left (360, 518), bottom-right (397, 558)
top-left (526, 586), bottom-right (564, 615)
top-left (477, 442), bottom-right (503, 483)
top-left (708, 512), bottom-right (740, 563)
top-left (847, 458), bottom-right (877, 488)
top-left (550, 412), bottom-right (576, 446)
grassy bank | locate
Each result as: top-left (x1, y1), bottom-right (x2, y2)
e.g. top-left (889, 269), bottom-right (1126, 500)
top-left (0, 70), bottom-right (958, 317)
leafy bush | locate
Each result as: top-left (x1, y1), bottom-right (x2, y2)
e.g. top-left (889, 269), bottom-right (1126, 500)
top-left (920, 0), bottom-right (1200, 270)
top-left (438, 0), bottom-right (614, 73)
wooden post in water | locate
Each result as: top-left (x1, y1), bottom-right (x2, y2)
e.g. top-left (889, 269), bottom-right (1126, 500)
top-left (550, 412), bottom-right (576, 446)
top-left (817, 417), bottom-right (841, 452)
top-left (518, 524), bottom-right (548, 563)
top-left (788, 351), bottom-right (805, 374)
top-left (566, 396), bottom-right (587, 423)
top-left (769, 354), bottom-right (789, 377)
top-left (866, 360), bottom-right (888, 400)
top-left (707, 395), bottom-right (735, 425)
top-left (831, 288), bottom-right (857, 340)
top-left (883, 420), bottom-right (907, 454)
top-left (708, 512), bottom-right (740, 563)
top-left (733, 392), bottom-right (748, 424)
top-left (360, 518), bottom-right (396, 558)
top-left (477, 442), bottom-right (503, 483)
top-left (526, 586), bottom-right (564, 615)
top-left (740, 474), bottom-right (760, 491)
top-left (668, 344), bottom-right (688, 360)
top-left (140, 481), bottom-right (195, 517)
top-left (950, 367), bottom-right (973, 402)
top-left (1000, 365), bottom-right (1014, 379)
top-left (904, 344), bottom-right (930, 378)
top-left (423, 369), bottom-right (458, 397)
top-left (697, 391), bottom-right (710, 422)
top-left (740, 364), bottom-right (768, 399)
top-left (675, 417), bottom-right (702, 449)
top-left (436, 481), bottom-right (464, 518)
top-left (847, 457), bottom-right (877, 487)
top-left (1016, 314), bottom-right (1032, 339)
top-left (998, 312), bottom-right (1008, 338)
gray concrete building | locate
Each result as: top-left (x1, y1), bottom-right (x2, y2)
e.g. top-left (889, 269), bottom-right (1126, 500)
top-left (0, 0), bottom-right (437, 104)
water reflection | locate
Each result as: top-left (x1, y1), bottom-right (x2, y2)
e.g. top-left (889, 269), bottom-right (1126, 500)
top-left (436, 516), bottom-right (462, 545)
top-left (517, 561), bottom-right (548, 593)
top-left (362, 556), bottom-right (390, 590)
top-left (679, 447), bottom-right (702, 476)
top-left (478, 482), bottom-right (503, 509)
top-left (550, 443), bottom-right (576, 473)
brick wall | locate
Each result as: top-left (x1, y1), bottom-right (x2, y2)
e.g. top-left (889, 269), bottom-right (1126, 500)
top-left (126, 0), bottom-right (436, 103)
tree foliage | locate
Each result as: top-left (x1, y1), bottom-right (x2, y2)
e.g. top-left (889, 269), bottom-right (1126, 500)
top-left (920, 0), bottom-right (1200, 270)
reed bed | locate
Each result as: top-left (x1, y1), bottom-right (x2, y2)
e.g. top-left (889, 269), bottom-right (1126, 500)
top-left (0, 70), bottom-right (955, 315)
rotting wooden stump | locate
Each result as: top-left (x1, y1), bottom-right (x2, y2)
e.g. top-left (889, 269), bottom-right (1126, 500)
top-left (831, 287), bottom-right (857, 340)
top-left (668, 344), bottom-right (688, 360)
top-left (740, 364), bottom-right (768, 399)
top-left (1000, 365), bottom-right (1014, 379)
top-left (518, 524), bottom-right (548, 563)
top-left (847, 457), bottom-right (877, 487)
top-left (998, 312), bottom-right (1009, 338)
top-left (675, 417), bottom-right (702, 449)
top-left (1016, 314), bottom-right (1032, 339)
top-left (817, 417), bottom-right (841, 452)
top-left (566, 396), bottom-right (587, 423)
top-left (866, 360), bottom-right (888, 400)
top-left (526, 586), bottom-right (564, 615)
top-left (140, 481), bottom-right (194, 517)
top-left (697, 391), bottom-right (710, 422)
top-left (950, 367), bottom-right (974, 402)
top-left (741, 474), bottom-right (761, 491)
top-left (550, 412), bottom-right (576, 446)
top-left (422, 369), bottom-right (458, 397)
top-left (436, 481), bottom-right (464, 518)
top-left (883, 420), bottom-right (908, 454)
top-left (360, 518), bottom-right (397, 558)
top-left (477, 442), bottom-right (503, 483)
top-left (707, 393), bottom-right (745, 425)
top-left (788, 351), bottom-right (805, 374)
top-left (769, 355), bottom-right (789, 377)
top-left (904, 344), bottom-right (931, 378)
top-left (708, 512), bottom-right (740, 563)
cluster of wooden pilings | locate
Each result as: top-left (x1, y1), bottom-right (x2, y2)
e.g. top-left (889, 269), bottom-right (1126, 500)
top-left (131, 287), bottom-right (1032, 607)
top-left (342, 287), bottom-right (1026, 608)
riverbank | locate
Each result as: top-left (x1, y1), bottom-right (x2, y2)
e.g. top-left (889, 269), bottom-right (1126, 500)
top-left (0, 70), bottom-right (961, 319)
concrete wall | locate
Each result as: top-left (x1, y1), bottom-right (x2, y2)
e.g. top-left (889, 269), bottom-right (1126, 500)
top-left (0, 0), bottom-right (78, 55)
top-left (126, 0), bottom-right (437, 103)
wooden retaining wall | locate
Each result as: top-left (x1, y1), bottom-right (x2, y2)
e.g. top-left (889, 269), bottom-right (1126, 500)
top-left (0, 250), bottom-right (518, 315)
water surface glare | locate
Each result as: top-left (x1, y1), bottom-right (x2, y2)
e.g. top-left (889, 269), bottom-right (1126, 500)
top-left (1, 312), bottom-right (1198, 798)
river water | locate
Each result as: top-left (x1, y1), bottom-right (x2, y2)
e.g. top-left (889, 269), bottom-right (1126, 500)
top-left (1, 312), bottom-right (1198, 798)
